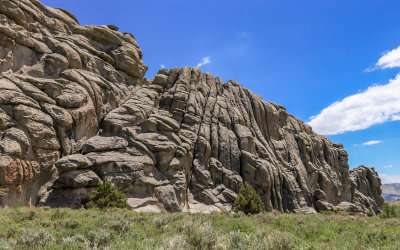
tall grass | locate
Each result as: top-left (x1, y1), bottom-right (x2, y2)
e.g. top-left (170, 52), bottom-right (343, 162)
top-left (0, 204), bottom-right (399, 249)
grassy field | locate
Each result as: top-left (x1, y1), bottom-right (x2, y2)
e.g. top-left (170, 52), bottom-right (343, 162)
top-left (0, 204), bottom-right (399, 249)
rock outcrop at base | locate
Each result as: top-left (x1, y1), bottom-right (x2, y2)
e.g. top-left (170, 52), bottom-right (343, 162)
top-left (1, 0), bottom-right (383, 213)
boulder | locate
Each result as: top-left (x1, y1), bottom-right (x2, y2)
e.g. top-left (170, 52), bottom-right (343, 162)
top-left (53, 169), bottom-right (101, 188)
top-left (316, 200), bottom-right (334, 212)
top-left (335, 202), bottom-right (363, 215)
top-left (82, 136), bottom-right (128, 153)
top-left (55, 154), bottom-right (93, 172)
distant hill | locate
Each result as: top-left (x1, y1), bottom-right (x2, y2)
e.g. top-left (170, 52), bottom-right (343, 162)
top-left (382, 183), bottom-right (400, 203)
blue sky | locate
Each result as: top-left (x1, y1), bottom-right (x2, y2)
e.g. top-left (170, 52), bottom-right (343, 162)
top-left (42, 0), bottom-right (400, 183)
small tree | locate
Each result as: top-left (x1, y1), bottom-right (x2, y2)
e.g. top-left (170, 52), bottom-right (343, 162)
top-left (234, 183), bottom-right (264, 215)
top-left (87, 181), bottom-right (129, 209)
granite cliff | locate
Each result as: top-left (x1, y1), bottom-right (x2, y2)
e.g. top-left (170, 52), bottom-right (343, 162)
top-left (0, 0), bottom-right (383, 213)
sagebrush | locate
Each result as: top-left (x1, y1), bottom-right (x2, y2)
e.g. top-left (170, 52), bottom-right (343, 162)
top-left (0, 205), bottom-right (399, 249)
top-left (0, 205), bottom-right (400, 250)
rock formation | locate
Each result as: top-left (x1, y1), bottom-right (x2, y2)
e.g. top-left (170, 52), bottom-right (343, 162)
top-left (0, 0), bottom-right (383, 214)
top-left (0, 0), bottom-right (145, 206)
top-left (350, 166), bottom-right (384, 212)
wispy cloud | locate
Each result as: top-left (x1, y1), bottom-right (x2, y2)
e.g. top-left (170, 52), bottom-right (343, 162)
top-left (380, 174), bottom-right (400, 184)
top-left (362, 140), bottom-right (383, 146)
top-left (364, 66), bottom-right (378, 73)
top-left (308, 74), bottom-right (400, 135)
top-left (160, 64), bottom-right (165, 69)
top-left (196, 57), bottom-right (211, 68)
top-left (383, 165), bottom-right (393, 168)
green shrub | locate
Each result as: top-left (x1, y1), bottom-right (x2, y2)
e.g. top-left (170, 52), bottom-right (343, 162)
top-left (227, 219), bottom-right (255, 233)
top-left (0, 239), bottom-right (15, 249)
top-left (86, 181), bottom-right (129, 209)
top-left (163, 235), bottom-right (185, 249)
top-left (380, 203), bottom-right (400, 218)
top-left (17, 228), bottom-right (54, 248)
top-left (229, 230), bottom-right (251, 249)
top-left (51, 208), bottom-right (68, 220)
top-left (183, 222), bottom-right (216, 250)
top-left (153, 216), bottom-right (168, 227)
top-left (268, 231), bottom-right (297, 249)
top-left (234, 183), bottom-right (264, 215)
top-left (62, 234), bottom-right (88, 249)
top-left (107, 220), bottom-right (133, 233)
top-left (87, 230), bottom-right (113, 248)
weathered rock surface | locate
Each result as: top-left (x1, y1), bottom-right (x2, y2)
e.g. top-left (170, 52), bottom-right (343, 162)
top-left (42, 66), bottom-right (383, 213)
top-left (1, 0), bottom-right (383, 213)
top-left (0, 0), bottom-right (146, 206)
top-left (55, 154), bottom-right (92, 172)
top-left (349, 166), bottom-right (384, 213)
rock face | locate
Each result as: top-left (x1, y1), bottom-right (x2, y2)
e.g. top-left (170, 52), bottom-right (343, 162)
top-left (0, 0), bottom-right (146, 206)
top-left (349, 166), bottom-right (384, 212)
top-left (42, 67), bottom-right (383, 213)
top-left (1, 0), bottom-right (383, 213)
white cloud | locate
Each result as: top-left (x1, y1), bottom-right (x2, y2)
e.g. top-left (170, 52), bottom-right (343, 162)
top-left (383, 165), bottom-right (393, 168)
top-left (308, 74), bottom-right (400, 135)
top-left (364, 67), bottom-right (377, 73)
top-left (160, 64), bottom-right (165, 69)
top-left (377, 46), bottom-right (400, 69)
top-left (380, 174), bottom-right (400, 184)
top-left (362, 140), bottom-right (383, 146)
top-left (365, 45), bottom-right (400, 71)
top-left (392, 114), bottom-right (400, 121)
top-left (196, 57), bottom-right (211, 68)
